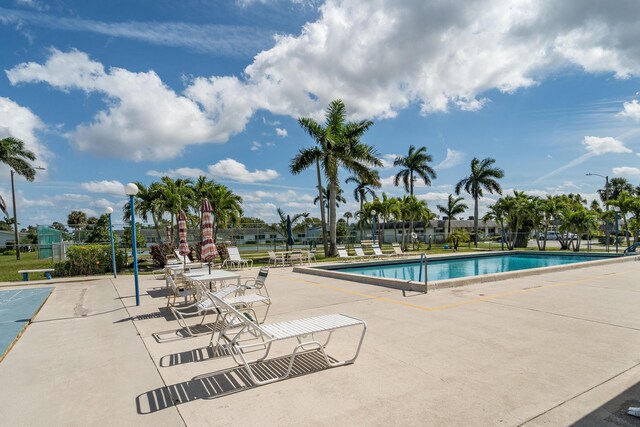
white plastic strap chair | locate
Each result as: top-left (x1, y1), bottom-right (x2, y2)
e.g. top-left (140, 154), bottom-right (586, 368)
top-left (210, 294), bottom-right (367, 385)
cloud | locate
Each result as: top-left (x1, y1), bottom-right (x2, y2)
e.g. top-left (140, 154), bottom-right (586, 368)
top-left (147, 167), bottom-right (206, 179)
top-left (379, 154), bottom-right (398, 168)
top-left (435, 148), bottom-right (464, 170)
top-left (0, 97), bottom-right (50, 176)
top-left (0, 7), bottom-right (272, 56)
top-left (7, 49), bottom-right (228, 161)
top-left (81, 180), bottom-right (125, 195)
top-left (417, 192), bottom-right (450, 202)
top-left (208, 159), bottom-right (279, 183)
top-left (89, 198), bottom-right (115, 210)
top-left (620, 100), bottom-right (640, 121)
top-left (536, 135), bottom-right (631, 182)
top-left (582, 136), bottom-right (631, 155)
top-left (275, 127), bottom-right (288, 137)
top-left (612, 166), bottom-right (640, 178)
top-left (250, 141), bottom-right (262, 151)
top-left (15, 0), bottom-right (48, 11)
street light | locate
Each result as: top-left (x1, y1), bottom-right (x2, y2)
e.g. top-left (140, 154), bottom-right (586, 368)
top-left (586, 172), bottom-right (609, 252)
top-left (612, 206), bottom-right (620, 254)
top-left (10, 166), bottom-right (45, 260)
top-left (371, 209), bottom-right (376, 245)
top-left (124, 183), bottom-right (140, 306)
top-left (106, 207), bottom-right (117, 279)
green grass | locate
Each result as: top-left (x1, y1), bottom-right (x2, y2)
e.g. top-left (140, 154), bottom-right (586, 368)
top-left (0, 252), bottom-right (55, 282)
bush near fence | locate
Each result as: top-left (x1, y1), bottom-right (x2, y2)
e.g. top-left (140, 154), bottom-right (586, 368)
top-left (54, 244), bottom-right (125, 277)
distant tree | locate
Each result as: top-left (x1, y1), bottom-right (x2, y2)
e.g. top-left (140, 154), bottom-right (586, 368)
top-left (67, 210), bottom-right (87, 243)
top-left (343, 211), bottom-right (353, 227)
top-left (122, 224), bottom-right (146, 249)
top-left (446, 229), bottom-right (470, 250)
top-left (271, 208), bottom-right (308, 250)
top-left (393, 145), bottom-right (437, 196)
top-left (85, 214), bottom-right (112, 244)
top-left (437, 195), bottom-right (468, 235)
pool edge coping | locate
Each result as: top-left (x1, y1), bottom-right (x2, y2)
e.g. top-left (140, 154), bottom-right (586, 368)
top-left (293, 251), bottom-right (639, 292)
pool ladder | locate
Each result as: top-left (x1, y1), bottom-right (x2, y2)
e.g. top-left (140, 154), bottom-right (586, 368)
top-left (403, 252), bottom-right (428, 296)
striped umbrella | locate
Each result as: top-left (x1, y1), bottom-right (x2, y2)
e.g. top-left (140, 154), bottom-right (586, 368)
top-left (177, 210), bottom-right (190, 260)
top-left (200, 198), bottom-right (218, 266)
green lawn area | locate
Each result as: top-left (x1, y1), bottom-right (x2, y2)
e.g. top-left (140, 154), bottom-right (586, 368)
top-left (0, 252), bottom-right (55, 282)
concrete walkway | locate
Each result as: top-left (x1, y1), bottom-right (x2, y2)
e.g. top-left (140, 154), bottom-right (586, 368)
top-left (1, 258), bottom-right (639, 426)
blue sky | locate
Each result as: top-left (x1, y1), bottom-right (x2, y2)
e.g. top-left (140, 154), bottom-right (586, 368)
top-left (1, 0), bottom-right (639, 227)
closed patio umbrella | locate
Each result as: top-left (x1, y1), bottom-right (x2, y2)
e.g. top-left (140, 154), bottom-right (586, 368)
top-left (200, 198), bottom-right (218, 273)
top-left (286, 215), bottom-right (294, 250)
top-left (177, 210), bottom-right (190, 268)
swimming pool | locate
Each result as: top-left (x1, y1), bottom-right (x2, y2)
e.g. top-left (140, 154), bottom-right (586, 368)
top-left (335, 252), bottom-right (616, 281)
top-left (0, 287), bottom-right (52, 359)
top-left (294, 251), bottom-right (626, 291)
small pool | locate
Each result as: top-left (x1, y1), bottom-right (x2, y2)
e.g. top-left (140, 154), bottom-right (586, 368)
top-left (335, 253), bottom-right (615, 281)
top-left (0, 287), bottom-right (52, 359)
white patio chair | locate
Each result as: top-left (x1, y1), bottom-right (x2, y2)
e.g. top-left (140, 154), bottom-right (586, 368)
top-left (308, 249), bottom-right (317, 263)
top-left (241, 266), bottom-right (270, 298)
top-left (289, 250), bottom-right (304, 265)
top-left (391, 243), bottom-right (408, 257)
top-left (267, 251), bottom-right (278, 266)
top-left (372, 245), bottom-right (390, 258)
top-left (170, 279), bottom-right (271, 336)
top-left (222, 246), bottom-right (253, 269)
top-left (173, 250), bottom-right (204, 270)
top-left (337, 246), bottom-right (357, 261)
top-left (166, 274), bottom-right (195, 308)
top-left (209, 294), bottom-right (367, 385)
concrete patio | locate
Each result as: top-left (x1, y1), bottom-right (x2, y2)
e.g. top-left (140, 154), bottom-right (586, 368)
top-left (1, 258), bottom-right (639, 426)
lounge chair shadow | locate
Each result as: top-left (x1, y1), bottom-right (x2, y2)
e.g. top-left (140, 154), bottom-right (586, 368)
top-left (137, 350), bottom-right (337, 414)
top-left (146, 288), bottom-right (169, 299)
top-left (159, 344), bottom-right (229, 367)
top-left (114, 308), bottom-right (175, 323)
top-left (153, 321), bottom-right (223, 344)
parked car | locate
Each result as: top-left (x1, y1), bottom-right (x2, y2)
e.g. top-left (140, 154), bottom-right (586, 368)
top-left (538, 231), bottom-right (576, 240)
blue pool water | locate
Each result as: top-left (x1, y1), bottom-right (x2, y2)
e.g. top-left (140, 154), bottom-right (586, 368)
top-left (335, 253), bottom-right (612, 282)
top-left (0, 287), bottom-right (52, 357)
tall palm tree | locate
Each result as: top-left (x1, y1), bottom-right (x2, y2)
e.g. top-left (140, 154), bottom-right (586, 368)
top-left (122, 181), bottom-right (165, 242)
top-left (436, 195), bottom-right (468, 235)
top-left (393, 145), bottom-right (437, 196)
top-left (293, 99), bottom-right (381, 256)
top-left (0, 137), bottom-right (37, 181)
top-left (159, 177), bottom-right (195, 245)
top-left (609, 191), bottom-right (635, 248)
top-left (209, 184), bottom-right (243, 242)
top-left (290, 147), bottom-right (329, 256)
top-left (345, 171), bottom-right (380, 240)
top-left (455, 157), bottom-right (504, 246)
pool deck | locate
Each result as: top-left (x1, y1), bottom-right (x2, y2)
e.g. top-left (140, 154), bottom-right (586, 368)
top-left (1, 256), bottom-right (639, 426)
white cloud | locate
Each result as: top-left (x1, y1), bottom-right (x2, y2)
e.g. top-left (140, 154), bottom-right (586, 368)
top-left (435, 148), bottom-right (464, 170)
top-left (89, 198), bottom-right (114, 209)
top-left (582, 136), bottom-right (631, 155)
top-left (81, 180), bottom-right (125, 195)
top-left (208, 159), bottom-right (279, 183)
top-left (275, 127), bottom-right (288, 137)
top-left (620, 100), bottom-right (640, 121)
top-left (417, 192), bottom-right (450, 202)
top-left (147, 167), bottom-right (206, 179)
top-left (612, 166), bottom-right (640, 178)
top-left (250, 141), bottom-right (262, 151)
top-left (0, 97), bottom-right (50, 176)
top-left (379, 154), bottom-right (399, 168)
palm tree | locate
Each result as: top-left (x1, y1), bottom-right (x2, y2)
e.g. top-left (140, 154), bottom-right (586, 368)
top-left (393, 145), bottom-right (437, 196)
top-left (483, 201), bottom-right (507, 250)
top-left (436, 195), bottom-right (468, 235)
top-left (209, 184), bottom-right (243, 242)
top-left (290, 147), bottom-right (329, 256)
top-left (0, 137), bottom-right (37, 181)
top-left (272, 208), bottom-right (308, 250)
top-left (343, 211), bottom-right (353, 227)
top-left (123, 181), bottom-right (166, 242)
top-left (293, 99), bottom-right (381, 256)
top-left (455, 157), bottom-right (504, 246)
top-left (609, 191), bottom-right (635, 248)
top-left (159, 177), bottom-right (195, 245)
top-left (67, 210), bottom-right (87, 243)
top-left (314, 186), bottom-right (347, 223)
top-left (400, 195), bottom-right (432, 250)
top-left (346, 172), bottom-right (380, 240)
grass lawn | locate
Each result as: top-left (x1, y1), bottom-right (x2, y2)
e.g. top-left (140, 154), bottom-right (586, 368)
top-left (0, 252), bottom-right (55, 282)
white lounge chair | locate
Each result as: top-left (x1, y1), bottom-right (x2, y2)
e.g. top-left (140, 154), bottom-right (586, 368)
top-left (267, 251), bottom-right (278, 266)
top-left (209, 294), bottom-right (367, 385)
top-left (391, 243), bottom-right (408, 257)
top-left (372, 246), bottom-right (391, 258)
top-left (173, 250), bottom-right (204, 269)
top-left (337, 246), bottom-right (357, 261)
top-left (222, 246), bottom-right (253, 269)
top-left (353, 245), bottom-right (374, 260)
top-left (169, 278), bottom-right (271, 336)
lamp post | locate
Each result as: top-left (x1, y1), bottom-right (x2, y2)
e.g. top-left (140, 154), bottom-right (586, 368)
top-left (124, 183), bottom-right (140, 306)
top-left (371, 209), bottom-right (376, 245)
top-left (586, 173), bottom-right (609, 252)
top-left (613, 207), bottom-right (620, 254)
top-left (106, 207), bottom-right (117, 278)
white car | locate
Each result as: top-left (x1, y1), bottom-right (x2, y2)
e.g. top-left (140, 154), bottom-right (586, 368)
top-left (538, 231), bottom-right (576, 240)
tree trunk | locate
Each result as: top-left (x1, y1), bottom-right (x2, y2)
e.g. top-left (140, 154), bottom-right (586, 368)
top-left (410, 171), bottom-right (414, 196)
top-left (622, 214), bottom-right (630, 248)
top-left (474, 196), bottom-right (479, 247)
top-left (542, 221), bottom-right (549, 251)
top-left (328, 179), bottom-right (338, 256)
top-left (359, 198), bottom-right (364, 241)
top-left (315, 159), bottom-right (329, 256)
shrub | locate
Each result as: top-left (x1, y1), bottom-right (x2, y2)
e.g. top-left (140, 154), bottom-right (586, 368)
top-left (216, 242), bottom-right (229, 262)
top-left (150, 243), bottom-right (172, 267)
top-left (54, 245), bottom-right (125, 277)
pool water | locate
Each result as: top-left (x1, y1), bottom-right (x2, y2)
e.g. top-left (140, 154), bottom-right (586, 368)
top-left (0, 288), bottom-right (52, 358)
top-left (336, 253), bottom-right (612, 282)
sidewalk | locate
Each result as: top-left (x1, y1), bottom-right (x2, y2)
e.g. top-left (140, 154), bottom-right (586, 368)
top-left (1, 260), bottom-right (639, 426)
